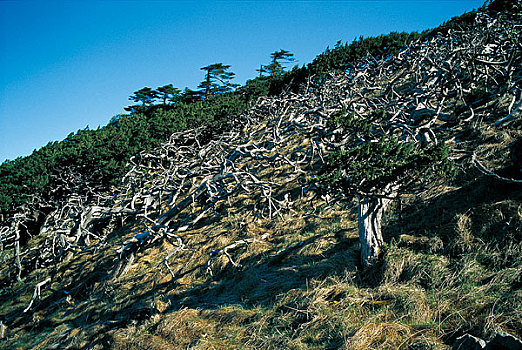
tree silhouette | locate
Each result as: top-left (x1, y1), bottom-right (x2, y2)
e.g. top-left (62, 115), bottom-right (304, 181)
top-left (198, 63), bottom-right (238, 97)
top-left (256, 64), bottom-right (268, 78)
top-left (156, 84), bottom-right (182, 105)
top-left (129, 87), bottom-right (158, 106)
top-left (266, 49), bottom-right (295, 75)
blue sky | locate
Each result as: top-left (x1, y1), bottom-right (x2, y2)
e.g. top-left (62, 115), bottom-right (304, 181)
top-left (0, 0), bottom-right (484, 162)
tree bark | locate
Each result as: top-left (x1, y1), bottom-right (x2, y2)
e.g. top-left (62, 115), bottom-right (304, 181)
top-left (358, 195), bottom-right (392, 267)
top-left (14, 222), bottom-right (22, 281)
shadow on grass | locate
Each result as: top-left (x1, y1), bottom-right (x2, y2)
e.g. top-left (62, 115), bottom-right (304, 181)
top-left (165, 234), bottom-right (360, 311)
top-left (2, 224), bottom-right (362, 349)
top-left (386, 176), bottom-right (522, 248)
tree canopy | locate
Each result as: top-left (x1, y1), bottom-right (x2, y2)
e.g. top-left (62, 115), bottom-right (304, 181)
top-left (157, 84), bottom-right (182, 105)
top-left (265, 49), bottom-right (295, 75)
top-left (129, 87), bottom-right (158, 106)
top-left (320, 110), bottom-right (454, 198)
top-left (198, 63), bottom-right (238, 97)
top-left (318, 109), bottom-right (454, 266)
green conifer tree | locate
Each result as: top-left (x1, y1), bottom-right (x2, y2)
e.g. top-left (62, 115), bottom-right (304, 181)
top-left (198, 63), bottom-right (238, 98)
top-left (266, 49), bottom-right (295, 75)
top-left (156, 84), bottom-right (182, 105)
top-left (319, 110), bottom-right (454, 266)
top-left (129, 87), bottom-right (158, 106)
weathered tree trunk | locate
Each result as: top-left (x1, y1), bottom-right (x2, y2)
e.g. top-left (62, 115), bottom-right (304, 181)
top-left (14, 222), bottom-right (22, 281)
top-left (358, 195), bottom-right (392, 267)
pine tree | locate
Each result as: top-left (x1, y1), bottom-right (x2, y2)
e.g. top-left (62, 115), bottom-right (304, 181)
top-left (198, 63), bottom-right (238, 98)
top-left (266, 49), bottom-right (295, 75)
top-left (256, 64), bottom-right (268, 78)
top-left (319, 110), bottom-right (454, 266)
top-left (156, 84), bottom-right (182, 105)
top-left (129, 87), bottom-right (158, 106)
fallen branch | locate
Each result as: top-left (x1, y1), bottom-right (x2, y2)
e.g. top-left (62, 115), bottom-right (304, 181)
top-left (472, 152), bottom-right (522, 183)
top-left (23, 277), bottom-right (51, 313)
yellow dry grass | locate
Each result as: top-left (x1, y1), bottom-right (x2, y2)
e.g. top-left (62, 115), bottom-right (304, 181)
top-left (346, 322), bottom-right (411, 350)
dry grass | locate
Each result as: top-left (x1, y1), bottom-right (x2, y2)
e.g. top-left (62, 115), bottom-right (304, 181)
top-left (2, 186), bottom-right (521, 349)
top-left (346, 322), bottom-right (411, 350)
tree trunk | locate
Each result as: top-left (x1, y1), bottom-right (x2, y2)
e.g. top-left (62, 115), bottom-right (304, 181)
top-left (358, 195), bottom-right (392, 267)
top-left (205, 72), bottom-right (211, 97)
top-left (14, 222), bottom-right (22, 281)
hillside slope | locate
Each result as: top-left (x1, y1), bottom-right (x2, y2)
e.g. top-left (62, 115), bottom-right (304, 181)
top-left (1, 1), bottom-right (521, 349)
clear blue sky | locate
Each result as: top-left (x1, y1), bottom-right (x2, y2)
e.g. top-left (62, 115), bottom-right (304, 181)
top-left (0, 0), bottom-right (484, 162)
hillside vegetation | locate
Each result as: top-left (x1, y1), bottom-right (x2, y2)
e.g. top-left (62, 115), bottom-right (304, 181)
top-left (0, 2), bottom-right (484, 215)
top-left (1, 1), bottom-right (521, 349)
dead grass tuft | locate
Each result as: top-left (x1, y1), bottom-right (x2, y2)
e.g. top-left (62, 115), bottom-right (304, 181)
top-left (346, 322), bottom-right (411, 350)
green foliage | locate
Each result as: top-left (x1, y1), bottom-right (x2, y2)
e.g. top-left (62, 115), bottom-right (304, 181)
top-left (419, 10), bottom-right (477, 42)
top-left (129, 87), bottom-right (158, 106)
top-left (330, 109), bottom-right (386, 134)
top-left (198, 63), bottom-right (238, 97)
top-left (156, 84), bottom-right (182, 105)
top-left (0, 84), bottom-right (258, 214)
top-left (282, 8), bottom-right (479, 89)
top-left (320, 137), bottom-right (454, 196)
top-left (265, 49), bottom-right (296, 75)
top-left (241, 73), bottom-right (295, 100)
top-left (308, 32), bottom-right (420, 78)
top-left (319, 105), bottom-right (455, 198)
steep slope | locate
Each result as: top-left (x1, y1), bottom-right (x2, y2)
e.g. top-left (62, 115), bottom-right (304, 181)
top-left (1, 1), bottom-right (521, 349)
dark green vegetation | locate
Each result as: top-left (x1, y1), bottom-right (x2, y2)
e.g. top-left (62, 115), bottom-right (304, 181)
top-left (198, 63), bottom-right (238, 97)
top-left (319, 110), bottom-right (455, 196)
top-left (261, 49), bottom-right (296, 76)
